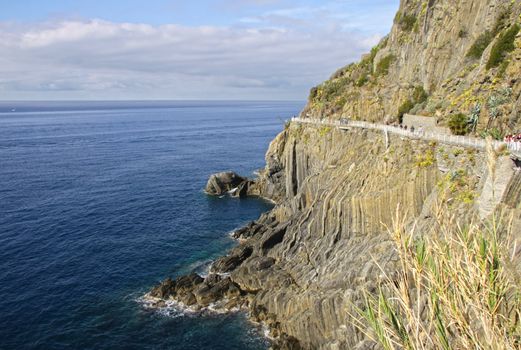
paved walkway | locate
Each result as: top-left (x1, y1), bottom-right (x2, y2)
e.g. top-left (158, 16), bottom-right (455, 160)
top-left (291, 117), bottom-right (521, 157)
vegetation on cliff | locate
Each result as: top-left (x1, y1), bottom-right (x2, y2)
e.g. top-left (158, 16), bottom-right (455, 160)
top-left (487, 24), bottom-right (521, 69)
top-left (358, 209), bottom-right (521, 350)
top-left (448, 113), bottom-right (469, 135)
top-left (301, 0), bottom-right (521, 137)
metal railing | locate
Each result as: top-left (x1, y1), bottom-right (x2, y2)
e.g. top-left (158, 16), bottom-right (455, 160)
top-left (290, 117), bottom-right (521, 156)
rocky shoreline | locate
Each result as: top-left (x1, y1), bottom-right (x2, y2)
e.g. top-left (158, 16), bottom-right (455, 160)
top-left (146, 171), bottom-right (301, 349)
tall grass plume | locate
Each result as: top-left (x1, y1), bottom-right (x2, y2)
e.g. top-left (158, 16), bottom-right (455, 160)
top-left (353, 209), bottom-right (521, 349)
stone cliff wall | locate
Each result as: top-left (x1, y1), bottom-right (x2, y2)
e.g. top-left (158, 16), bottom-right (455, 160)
top-left (151, 119), bottom-right (521, 349)
top-left (302, 0), bottom-right (521, 135)
top-left (241, 121), bottom-right (520, 348)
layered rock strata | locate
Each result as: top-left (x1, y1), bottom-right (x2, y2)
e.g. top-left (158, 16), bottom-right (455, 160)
top-left (150, 0), bottom-right (521, 348)
top-left (150, 122), bottom-right (521, 349)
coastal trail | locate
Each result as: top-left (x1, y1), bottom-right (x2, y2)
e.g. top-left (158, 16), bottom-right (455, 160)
top-left (291, 117), bottom-right (521, 158)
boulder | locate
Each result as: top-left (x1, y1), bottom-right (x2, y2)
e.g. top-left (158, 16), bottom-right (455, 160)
top-left (149, 278), bottom-right (175, 299)
top-left (205, 171), bottom-right (248, 196)
top-left (149, 273), bottom-right (204, 299)
top-left (271, 334), bottom-right (302, 350)
top-left (211, 245), bottom-right (253, 273)
top-left (194, 277), bottom-right (242, 306)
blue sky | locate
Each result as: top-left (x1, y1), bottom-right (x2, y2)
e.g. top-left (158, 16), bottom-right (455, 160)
top-left (0, 0), bottom-right (399, 100)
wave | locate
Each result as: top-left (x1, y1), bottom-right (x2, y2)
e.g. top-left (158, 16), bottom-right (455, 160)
top-left (136, 294), bottom-right (241, 318)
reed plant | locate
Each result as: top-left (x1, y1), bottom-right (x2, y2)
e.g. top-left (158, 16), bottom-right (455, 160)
top-left (354, 208), bottom-right (521, 350)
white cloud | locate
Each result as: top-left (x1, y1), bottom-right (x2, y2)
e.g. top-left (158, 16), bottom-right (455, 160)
top-left (0, 18), bottom-right (383, 100)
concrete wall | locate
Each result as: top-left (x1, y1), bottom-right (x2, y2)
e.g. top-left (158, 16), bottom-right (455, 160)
top-left (403, 114), bottom-right (450, 134)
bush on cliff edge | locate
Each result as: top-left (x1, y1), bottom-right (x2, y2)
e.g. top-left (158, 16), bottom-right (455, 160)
top-left (448, 113), bottom-right (469, 135)
top-left (486, 24), bottom-right (520, 69)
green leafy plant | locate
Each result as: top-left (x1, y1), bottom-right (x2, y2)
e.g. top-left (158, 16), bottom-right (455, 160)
top-left (448, 113), bottom-right (469, 135)
top-left (466, 30), bottom-right (494, 59)
top-left (487, 89), bottom-right (511, 122)
top-left (309, 86), bottom-right (319, 101)
top-left (468, 103), bottom-right (481, 132)
top-left (497, 60), bottom-right (510, 77)
top-left (486, 24), bottom-right (520, 69)
top-left (415, 149), bottom-right (435, 167)
top-left (397, 13), bottom-right (417, 32)
top-left (375, 55), bottom-right (396, 77)
top-left (412, 86), bottom-right (428, 105)
top-left (318, 126), bottom-right (331, 137)
top-left (355, 75), bottom-right (368, 87)
top-left (335, 96), bottom-right (347, 108)
top-left (397, 99), bottom-right (414, 123)
top-left (479, 128), bottom-right (503, 141)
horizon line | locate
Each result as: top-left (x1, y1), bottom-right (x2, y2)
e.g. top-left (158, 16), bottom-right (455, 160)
top-left (0, 99), bottom-right (306, 103)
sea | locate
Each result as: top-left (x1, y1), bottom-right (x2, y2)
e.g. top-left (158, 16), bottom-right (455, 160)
top-left (0, 101), bottom-right (304, 350)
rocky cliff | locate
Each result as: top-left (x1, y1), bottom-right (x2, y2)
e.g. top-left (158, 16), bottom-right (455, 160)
top-left (303, 0), bottom-right (521, 135)
top-left (149, 1), bottom-right (521, 348)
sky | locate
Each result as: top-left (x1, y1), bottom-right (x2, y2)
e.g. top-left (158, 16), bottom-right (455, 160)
top-left (0, 0), bottom-right (399, 100)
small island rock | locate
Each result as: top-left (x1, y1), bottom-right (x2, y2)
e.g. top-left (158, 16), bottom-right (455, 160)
top-left (205, 171), bottom-right (250, 197)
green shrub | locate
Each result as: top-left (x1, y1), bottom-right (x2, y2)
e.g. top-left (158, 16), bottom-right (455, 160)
top-left (397, 13), bottom-right (417, 32)
top-left (466, 6), bottom-right (513, 60)
top-left (335, 96), bottom-right (347, 108)
top-left (360, 45), bottom-right (380, 70)
top-left (497, 59), bottom-right (510, 77)
top-left (466, 30), bottom-right (494, 59)
top-left (448, 113), bottom-right (469, 135)
top-left (375, 55), bottom-right (396, 77)
top-left (322, 81), bottom-right (341, 100)
top-left (356, 75), bottom-right (368, 87)
top-left (318, 126), bottom-right (331, 137)
top-left (486, 24), bottom-right (520, 69)
top-left (309, 86), bottom-right (319, 100)
top-left (416, 149), bottom-right (435, 167)
top-left (492, 8), bottom-right (511, 34)
top-left (397, 99), bottom-right (414, 122)
top-left (479, 128), bottom-right (503, 140)
top-left (412, 86), bottom-right (428, 104)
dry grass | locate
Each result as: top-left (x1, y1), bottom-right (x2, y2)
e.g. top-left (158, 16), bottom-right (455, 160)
top-left (486, 137), bottom-right (498, 200)
top-left (353, 208), bottom-right (521, 350)
top-left (350, 134), bottom-right (521, 349)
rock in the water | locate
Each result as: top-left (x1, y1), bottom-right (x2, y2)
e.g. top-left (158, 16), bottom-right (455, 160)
top-left (271, 334), bottom-right (302, 350)
top-left (205, 171), bottom-right (248, 197)
top-left (194, 277), bottom-right (242, 306)
top-left (150, 278), bottom-right (175, 299)
top-left (149, 273), bottom-right (204, 300)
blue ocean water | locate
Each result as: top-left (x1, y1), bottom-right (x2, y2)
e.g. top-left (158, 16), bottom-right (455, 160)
top-left (0, 101), bottom-right (303, 350)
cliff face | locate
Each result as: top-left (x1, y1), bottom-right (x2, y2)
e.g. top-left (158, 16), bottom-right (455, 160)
top-left (302, 0), bottom-right (521, 134)
top-left (242, 123), bottom-right (520, 349)
top-left (150, 1), bottom-right (521, 348)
